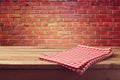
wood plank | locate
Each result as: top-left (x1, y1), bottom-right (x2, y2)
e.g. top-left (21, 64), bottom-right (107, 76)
top-left (0, 46), bottom-right (119, 69)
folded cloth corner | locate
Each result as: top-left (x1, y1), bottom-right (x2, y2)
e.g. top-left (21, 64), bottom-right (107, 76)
top-left (39, 45), bottom-right (114, 75)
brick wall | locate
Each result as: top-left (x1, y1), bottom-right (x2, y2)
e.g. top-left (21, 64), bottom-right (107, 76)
top-left (0, 0), bottom-right (120, 48)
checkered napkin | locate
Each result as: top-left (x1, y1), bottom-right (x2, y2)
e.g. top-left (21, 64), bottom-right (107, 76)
top-left (39, 45), bottom-right (113, 75)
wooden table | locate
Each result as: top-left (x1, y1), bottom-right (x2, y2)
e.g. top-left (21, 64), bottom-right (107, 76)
top-left (0, 46), bottom-right (120, 80)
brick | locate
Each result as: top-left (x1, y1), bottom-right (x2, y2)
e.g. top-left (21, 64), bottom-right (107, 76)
top-left (3, 23), bottom-right (11, 27)
top-left (96, 31), bottom-right (108, 35)
top-left (23, 22), bottom-right (35, 27)
top-left (101, 35), bottom-right (113, 39)
top-left (57, 6), bottom-right (68, 10)
top-left (89, 27), bottom-right (101, 31)
top-left (84, 31), bottom-right (95, 35)
top-left (46, 31), bottom-right (58, 35)
top-left (1, 2), bottom-right (14, 6)
top-left (108, 40), bottom-right (120, 43)
top-left (8, 31), bottom-right (21, 35)
top-left (47, 6), bottom-right (57, 9)
top-left (59, 14), bottom-right (70, 18)
top-left (1, 43), bottom-right (11, 46)
top-left (46, 39), bottom-right (59, 44)
top-left (113, 11), bottom-right (120, 14)
top-left (89, 18), bottom-right (101, 22)
top-left (40, 2), bottom-right (51, 5)
top-left (75, 27), bottom-right (87, 31)
top-left (2, 26), bottom-right (16, 31)
top-left (14, 26), bottom-right (25, 30)
top-left (36, 14), bottom-right (55, 18)
top-left (0, 40), bottom-right (7, 43)
top-left (20, 39), bottom-right (33, 43)
top-left (50, 10), bottom-right (60, 14)
top-left (26, 27), bottom-right (38, 31)
top-left (83, 39), bottom-right (95, 44)
top-left (76, 10), bottom-right (86, 14)
top-left (101, 26), bottom-right (113, 31)
top-left (63, 2), bottom-right (76, 6)
top-left (34, 31), bottom-right (45, 35)
top-left (27, 18), bottom-right (40, 22)
top-left (64, 18), bottom-right (75, 22)
top-left (25, 36), bottom-right (39, 39)
top-left (21, 6), bottom-right (32, 9)
top-left (9, 22), bottom-right (17, 26)
top-left (9, 40), bottom-right (20, 43)
top-left (8, 14), bottom-right (21, 18)
top-left (59, 31), bottom-right (71, 35)
top-left (21, 31), bottom-right (33, 35)
top-left (102, 18), bottom-right (113, 22)
top-left (0, 6), bottom-right (7, 9)
top-left (8, 6), bottom-right (20, 9)
top-left (33, 6), bottom-right (46, 10)
top-left (34, 39), bottom-right (45, 44)
top-left (63, 44), bottom-right (76, 48)
top-left (60, 10), bottom-right (75, 14)
top-left (15, 10), bottom-right (24, 14)
top-left (108, 31), bottom-right (120, 35)
top-left (113, 35), bottom-right (120, 39)
top-left (76, 35), bottom-right (88, 39)
top-left (52, 35), bottom-right (62, 39)
top-left (87, 10), bottom-right (100, 14)
top-left (83, 14), bottom-right (95, 18)
top-left (31, 0), bottom-right (37, 2)
top-left (108, 6), bottom-right (119, 10)
top-left (103, 22), bottom-right (112, 27)
top-left (26, 10), bottom-right (39, 14)
top-left (41, 19), bottom-right (48, 27)
top-left (40, 35), bottom-right (51, 39)
top-left (72, 31), bottom-right (83, 34)
top-left (0, 0), bottom-right (119, 47)
top-left (114, 26), bottom-right (120, 31)
top-left (77, 18), bottom-right (88, 22)
top-left (94, 6), bottom-right (107, 10)
top-left (73, 39), bottom-right (83, 43)
top-left (73, 22), bottom-right (79, 27)
top-left (88, 35), bottom-right (100, 39)
top-left (13, 43), bottom-right (25, 46)
top-left (100, 10), bottom-right (112, 14)
top-left (71, 14), bottom-right (82, 18)
top-left (28, 2), bottom-right (40, 6)
top-left (90, 43), bottom-right (100, 46)
top-left (115, 23), bottom-right (120, 27)
top-left (2, 18), bottom-right (13, 22)
top-left (59, 39), bottom-right (71, 44)
top-left (1, 10), bottom-right (14, 14)
top-left (64, 27), bottom-right (74, 31)
top-left (0, 31), bottom-right (7, 35)
top-left (40, 27), bottom-right (50, 31)
top-left (21, 14), bottom-right (34, 18)
top-left (96, 14), bottom-right (107, 18)
top-left (40, 10), bottom-right (50, 14)
top-left (0, 14), bottom-right (8, 18)
top-left (14, 35), bottom-right (25, 39)
top-left (1, 35), bottom-right (14, 39)
top-left (96, 40), bottom-right (107, 43)
top-left (114, 19), bottom-right (120, 22)
top-left (51, 2), bottom-right (63, 6)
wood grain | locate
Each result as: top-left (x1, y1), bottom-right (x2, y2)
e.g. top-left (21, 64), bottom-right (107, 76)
top-left (0, 46), bottom-right (119, 69)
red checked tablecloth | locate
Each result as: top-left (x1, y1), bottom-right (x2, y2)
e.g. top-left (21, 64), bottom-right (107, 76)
top-left (39, 45), bottom-right (113, 75)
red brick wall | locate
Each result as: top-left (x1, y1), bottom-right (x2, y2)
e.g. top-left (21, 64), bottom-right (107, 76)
top-left (0, 0), bottom-right (120, 48)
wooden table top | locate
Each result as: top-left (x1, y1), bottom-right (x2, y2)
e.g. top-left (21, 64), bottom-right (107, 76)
top-left (0, 46), bottom-right (120, 69)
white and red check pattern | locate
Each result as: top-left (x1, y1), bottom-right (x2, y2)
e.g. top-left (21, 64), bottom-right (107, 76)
top-left (39, 45), bottom-right (113, 75)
